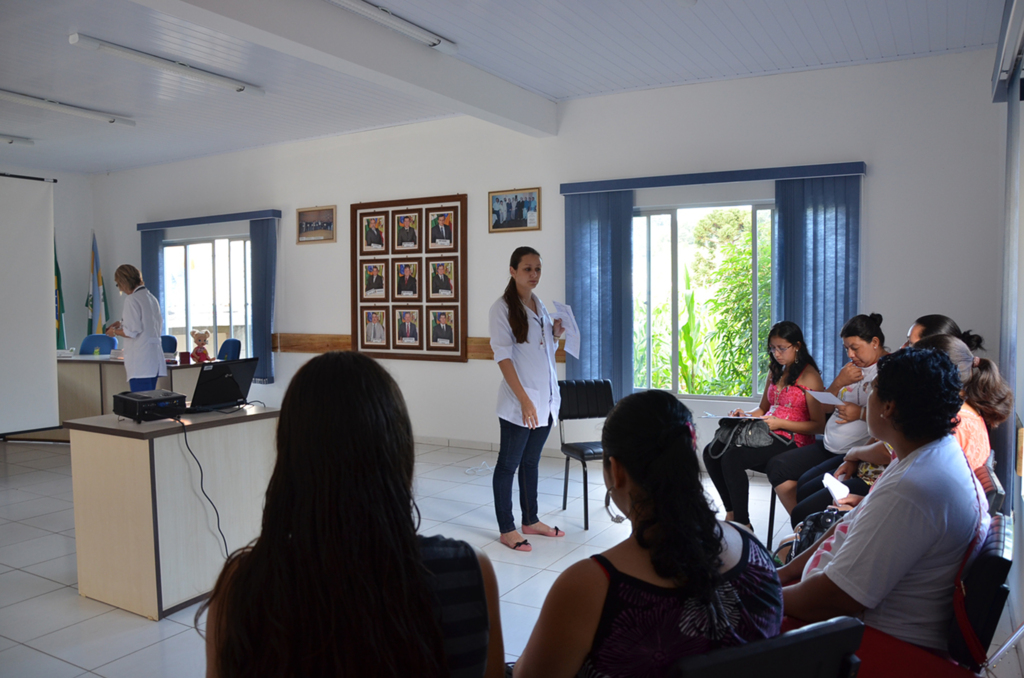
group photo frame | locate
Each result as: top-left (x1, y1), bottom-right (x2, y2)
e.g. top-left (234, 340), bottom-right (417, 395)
top-left (297, 205), bottom-right (337, 244)
top-left (488, 188), bottom-right (540, 233)
top-left (350, 194), bottom-right (467, 362)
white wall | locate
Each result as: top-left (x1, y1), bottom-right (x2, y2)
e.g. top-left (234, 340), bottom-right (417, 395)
top-left (83, 48), bottom-right (1006, 449)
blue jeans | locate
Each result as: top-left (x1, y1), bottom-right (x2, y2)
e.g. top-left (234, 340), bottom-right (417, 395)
top-left (494, 416), bottom-right (552, 534)
top-left (129, 377), bottom-right (158, 392)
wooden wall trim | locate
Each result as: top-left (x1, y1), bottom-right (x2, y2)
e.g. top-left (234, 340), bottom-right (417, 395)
top-left (272, 333), bottom-right (564, 362)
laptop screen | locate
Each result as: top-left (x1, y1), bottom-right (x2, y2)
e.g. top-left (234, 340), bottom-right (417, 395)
top-left (190, 358), bottom-right (259, 410)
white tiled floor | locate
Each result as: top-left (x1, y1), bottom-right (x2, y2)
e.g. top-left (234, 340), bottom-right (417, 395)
top-left (2, 438), bottom-right (1022, 676)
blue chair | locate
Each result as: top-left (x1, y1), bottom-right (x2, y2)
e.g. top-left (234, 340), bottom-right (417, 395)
top-left (161, 335), bottom-right (178, 354)
top-left (218, 338), bottom-right (241, 361)
top-left (80, 334), bottom-right (117, 355)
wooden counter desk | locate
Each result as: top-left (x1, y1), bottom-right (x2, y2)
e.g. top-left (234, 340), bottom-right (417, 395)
top-left (64, 406), bottom-right (279, 620)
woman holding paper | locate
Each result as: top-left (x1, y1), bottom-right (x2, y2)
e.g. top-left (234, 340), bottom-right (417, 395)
top-left (105, 264), bottom-right (166, 392)
top-left (767, 314), bottom-right (888, 525)
top-left (702, 321), bottom-right (825, 531)
top-left (488, 247), bottom-right (566, 551)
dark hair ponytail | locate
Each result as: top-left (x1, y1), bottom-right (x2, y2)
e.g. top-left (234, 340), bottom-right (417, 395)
top-left (841, 313), bottom-right (884, 346)
top-left (503, 247), bottom-right (540, 343)
top-left (914, 334), bottom-right (1013, 428)
top-left (914, 314), bottom-right (985, 351)
top-left (602, 391), bottom-right (723, 600)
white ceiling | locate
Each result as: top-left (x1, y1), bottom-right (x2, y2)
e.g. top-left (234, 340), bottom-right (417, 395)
top-left (0, 0), bottom-right (1007, 174)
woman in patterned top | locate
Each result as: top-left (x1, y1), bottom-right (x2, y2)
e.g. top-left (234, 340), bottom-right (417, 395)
top-left (513, 390), bottom-right (783, 677)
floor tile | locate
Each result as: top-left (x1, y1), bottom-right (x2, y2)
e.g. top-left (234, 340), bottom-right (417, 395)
top-left (416, 448), bottom-right (483, 465)
top-left (26, 609), bottom-right (190, 671)
top-left (164, 601), bottom-right (207, 631)
top-left (0, 569), bottom-right (65, 608)
top-left (415, 496), bottom-right (478, 522)
top-left (487, 560), bottom-right (544, 596)
top-left (0, 587), bottom-right (114, 643)
top-left (0, 496), bottom-right (74, 521)
top-left (21, 508), bottom-right (76, 533)
top-left (0, 470), bottom-right (68, 489)
top-left (0, 522), bottom-right (52, 549)
top-left (0, 533), bottom-right (76, 568)
top-left (0, 643), bottom-right (86, 678)
top-left (0, 636), bottom-right (15, 652)
top-left (422, 521), bottom-right (496, 549)
top-left (545, 544), bottom-right (607, 573)
top-left (416, 465), bottom-right (480, 483)
top-left (22, 553), bottom-right (79, 586)
top-left (412, 477), bottom-right (463, 498)
top-left (92, 626), bottom-right (205, 678)
top-left (20, 477), bottom-right (75, 498)
top-left (1, 449), bottom-right (61, 464)
top-left (500, 569), bottom-right (562, 609)
top-left (482, 537), bottom-right (581, 570)
top-left (431, 481), bottom-right (496, 505)
top-left (0, 488), bottom-right (43, 508)
top-left (498, 601), bottom-right (542, 659)
top-left (16, 457), bottom-right (75, 471)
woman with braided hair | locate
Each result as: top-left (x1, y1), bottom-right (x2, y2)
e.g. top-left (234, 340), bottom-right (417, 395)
top-left (512, 390), bottom-right (783, 678)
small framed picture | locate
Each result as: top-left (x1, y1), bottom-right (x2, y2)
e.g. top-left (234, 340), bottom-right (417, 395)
top-left (426, 206), bottom-right (459, 251)
top-left (426, 307), bottom-right (458, 351)
top-left (488, 188), bottom-right (540, 233)
top-left (360, 261), bottom-right (388, 302)
top-left (393, 307), bottom-right (423, 350)
top-left (360, 212), bottom-right (388, 254)
top-left (297, 206), bottom-right (337, 244)
top-left (392, 259), bottom-right (422, 302)
top-left (426, 256), bottom-right (458, 302)
top-left (391, 209), bottom-right (423, 254)
top-left (360, 307), bottom-right (389, 349)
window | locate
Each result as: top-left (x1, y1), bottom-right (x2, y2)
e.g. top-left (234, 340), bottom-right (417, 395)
top-left (163, 237), bottom-right (252, 358)
top-left (632, 205), bottom-right (773, 398)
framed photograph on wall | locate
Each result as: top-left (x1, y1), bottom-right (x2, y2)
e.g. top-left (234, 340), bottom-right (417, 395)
top-left (391, 208), bottom-right (423, 254)
top-left (360, 307), bottom-right (389, 350)
top-left (393, 307), bottom-right (423, 350)
top-left (392, 258), bottom-right (422, 302)
top-left (297, 205), bottom-right (337, 244)
top-left (426, 206), bottom-right (459, 251)
top-left (360, 261), bottom-right (388, 302)
top-left (488, 188), bottom-right (540, 233)
top-left (426, 306), bottom-right (458, 351)
top-left (360, 212), bottom-right (388, 254)
top-left (425, 256), bottom-right (457, 302)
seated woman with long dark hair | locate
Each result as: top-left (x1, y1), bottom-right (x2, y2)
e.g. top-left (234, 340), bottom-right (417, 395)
top-left (513, 390), bottom-right (783, 678)
top-left (201, 352), bottom-right (504, 678)
top-left (780, 347), bottom-right (989, 657)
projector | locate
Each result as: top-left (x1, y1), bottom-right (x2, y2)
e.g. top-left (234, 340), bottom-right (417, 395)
top-left (113, 390), bottom-right (187, 423)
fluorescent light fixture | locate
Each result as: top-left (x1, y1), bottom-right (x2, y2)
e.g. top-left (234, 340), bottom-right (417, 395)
top-left (69, 33), bottom-right (264, 96)
top-left (0, 134), bottom-right (34, 146)
top-left (323, 0), bottom-right (457, 55)
top-left (0, 89), bottom-right (135, 126)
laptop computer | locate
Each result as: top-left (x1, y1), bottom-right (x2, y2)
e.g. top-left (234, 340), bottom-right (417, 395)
top-left (190, 357), bottom-right (259, 410)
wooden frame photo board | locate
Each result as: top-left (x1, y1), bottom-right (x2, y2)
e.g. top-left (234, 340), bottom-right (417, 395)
top-left (351, 194), bottom-right (467, 362)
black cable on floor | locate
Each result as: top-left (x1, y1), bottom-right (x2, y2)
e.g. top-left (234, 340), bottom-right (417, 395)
top-left (174, 418), bottom-right (229, 559)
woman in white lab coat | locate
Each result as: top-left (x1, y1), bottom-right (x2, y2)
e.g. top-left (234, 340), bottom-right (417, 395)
top-left (106, 264), bottom-right (167, 392)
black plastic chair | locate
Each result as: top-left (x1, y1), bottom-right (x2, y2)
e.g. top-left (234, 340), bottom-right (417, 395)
top-left (672, 616), bottom-right (864, 678)
top-left (947, 512), bottom-right (1014, 673)
top-left (557, 380), bottom-right (615, 530)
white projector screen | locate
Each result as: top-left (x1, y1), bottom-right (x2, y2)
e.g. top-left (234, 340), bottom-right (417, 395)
top-left (0, 175), bottom-right (59, 435)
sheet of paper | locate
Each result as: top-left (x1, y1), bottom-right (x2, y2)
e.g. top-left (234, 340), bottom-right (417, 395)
top-left (823, 472), bottom-right (850, 501)
top-left (550, 301), bottom-right (581, 359)
top-left (700, 412), bottom-right (751, 419)
top-left (806, 390), bottom-right (845, 406)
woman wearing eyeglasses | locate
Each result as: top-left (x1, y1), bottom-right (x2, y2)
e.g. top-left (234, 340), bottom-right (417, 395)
top-left (703, 321), bottom-right (826, 531)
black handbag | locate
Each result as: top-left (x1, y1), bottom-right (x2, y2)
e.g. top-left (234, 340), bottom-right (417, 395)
top-left (785, 507), bottom-right (842, 563)
top-left (708, 417), bottom-right (784, 457)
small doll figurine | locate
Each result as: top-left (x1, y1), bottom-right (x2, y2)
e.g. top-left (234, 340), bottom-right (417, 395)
top-left (190, 329), bottom-right (212, 363)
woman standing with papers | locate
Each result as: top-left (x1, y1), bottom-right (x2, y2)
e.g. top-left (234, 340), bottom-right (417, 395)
top-left (489, 247), bottom-right (566, 551)
top-left (106, 264), bottom-right (166, 393)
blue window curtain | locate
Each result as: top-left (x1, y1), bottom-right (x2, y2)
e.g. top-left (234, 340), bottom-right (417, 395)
top-left (564, 190), bottom-right (634, 402)
top-left (773, 176), bottom-right (861, 383)
top-left (140, 229), bottom-right (165, 317)
top-left (249, 218), bottom-right (278, 384)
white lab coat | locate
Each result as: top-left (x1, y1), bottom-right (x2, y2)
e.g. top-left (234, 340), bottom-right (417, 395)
top-left (120, 286), bottom-right (167, 380)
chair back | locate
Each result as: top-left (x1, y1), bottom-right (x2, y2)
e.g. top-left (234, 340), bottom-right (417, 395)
top-left (558, 380), bottom-right (614, 422)
top-left (160, 335), bottom-right (178, 354)
top-left (974, 457), bottom-right (1005, 515)
top-left (947, 513), bottom-right (1014, 672)
top-left (672, 616), bottom-right (864, 678)
top-left (80, 334), bottom-right (117, 355)
top-left (218, 338), bottom-right (241, 361)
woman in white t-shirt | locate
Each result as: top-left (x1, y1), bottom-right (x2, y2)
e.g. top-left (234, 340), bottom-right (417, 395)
top-left (766, 314), bottom-right (887, 526)
top-left (488, 247), bottom-right (565, 552)
top-left (105, 264), bottom-right (167, 392)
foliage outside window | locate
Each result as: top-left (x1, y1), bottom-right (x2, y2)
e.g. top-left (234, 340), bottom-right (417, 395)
top-left (633, 206), bottom-right (772, 398)
top-left (163, 238), bottom-right (252, 358)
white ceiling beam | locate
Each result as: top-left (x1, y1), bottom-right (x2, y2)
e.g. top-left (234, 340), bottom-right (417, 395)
top-left (124, 0), bottom-right (557, 137)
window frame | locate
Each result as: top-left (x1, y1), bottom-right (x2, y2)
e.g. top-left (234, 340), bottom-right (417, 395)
top-left (632, 201), bottom-right (775, 401)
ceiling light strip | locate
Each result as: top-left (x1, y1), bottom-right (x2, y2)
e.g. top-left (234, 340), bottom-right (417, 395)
top-left (323, 0), bottom-right (457, 55)
top-left (69, 33), bottom-right (264, 96)
top-left (0, 89), bottom-right (135, 126)
top-left (0, 134), bottom-right (34, 146)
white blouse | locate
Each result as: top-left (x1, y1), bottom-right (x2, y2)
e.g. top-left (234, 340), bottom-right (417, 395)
top-left (120, 286), bottom-right (168, 381)
top-left (488, 294), bottom-right (560, 427)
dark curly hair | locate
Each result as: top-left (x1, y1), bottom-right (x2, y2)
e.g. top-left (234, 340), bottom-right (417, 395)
top-left (767, 321), bottom-right (819, 386)
top-left (874, 348), bottom-right (963, 442)
top-left (601, 390), bottom-right (723, 600)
